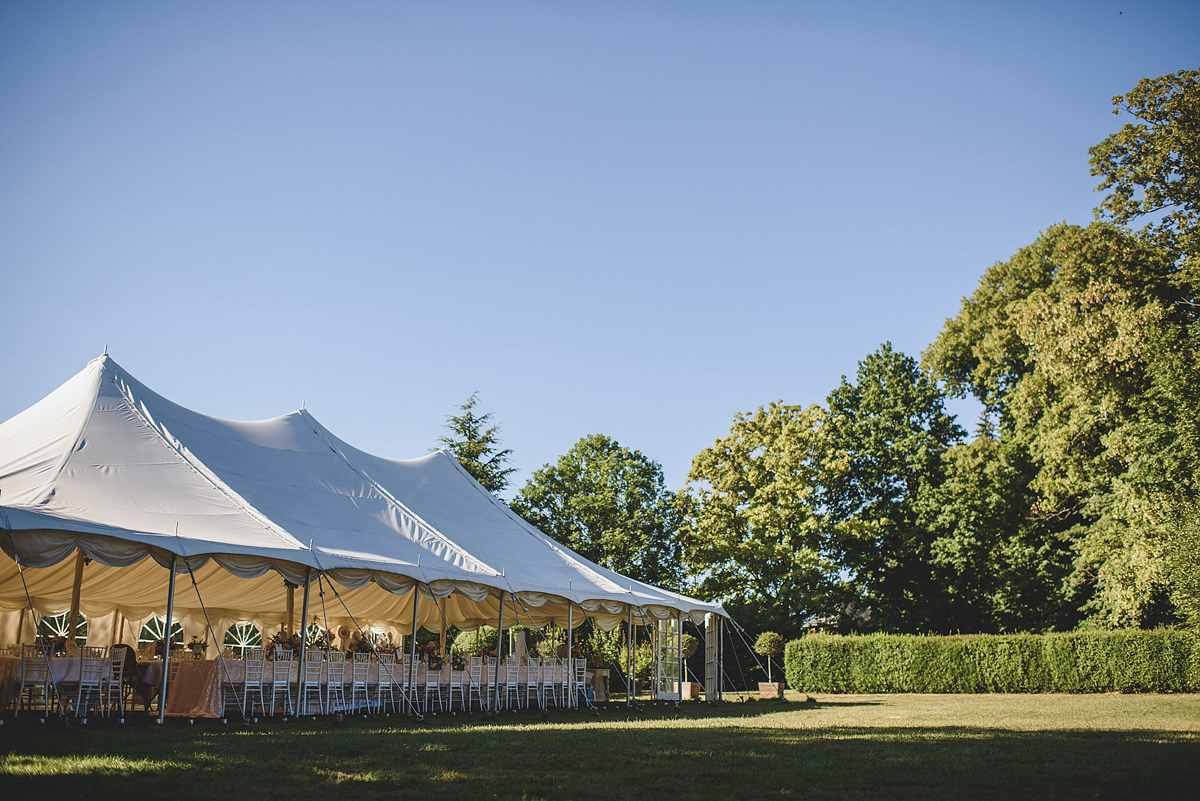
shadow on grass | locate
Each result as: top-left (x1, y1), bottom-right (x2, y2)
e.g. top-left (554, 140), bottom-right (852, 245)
top-left (1, 711), bottom-right (1197, 800)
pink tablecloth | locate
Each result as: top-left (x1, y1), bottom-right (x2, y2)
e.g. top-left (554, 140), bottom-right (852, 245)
top-left (163, 659), bottom-right (224, 718)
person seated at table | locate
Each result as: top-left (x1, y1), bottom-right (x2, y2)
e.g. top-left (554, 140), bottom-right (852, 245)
top-left (110, 643), bottom-right (142, 702)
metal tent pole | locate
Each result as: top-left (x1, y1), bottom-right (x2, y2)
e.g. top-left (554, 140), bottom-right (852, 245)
top-left (158, 555), bottom-right (178, 724)
top-left (626, 605), bottom-right (634, 707)
top-left (408, 585), bottom-right (421, 715)
top-left (678, 611), bottom-right (684, 702)
top-left (493, 591), bottom-right (505, 712)
top-left (285, 582), bottom-right (295, 638)
top-left (567, 604), bottom-right (574, 708)
top-left (295, 568), bottom-right (312, 713)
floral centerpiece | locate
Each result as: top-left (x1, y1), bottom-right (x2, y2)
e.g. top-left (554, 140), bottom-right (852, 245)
top-left (420, 640), bottom-right (447, 669)
top-left (186, 635), bottom-right (208, 657)
top-left (347, 632), bottom-right (375, 654)
top-left (268, 627), bottom-right (330, 654)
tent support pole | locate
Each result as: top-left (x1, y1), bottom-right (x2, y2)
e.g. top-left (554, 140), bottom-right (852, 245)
top-left (158, 554), bottom-right (178, 724)
top-left (626, 606), bottom-right (634, 707)
top-left (409, 585), bottom-right (420, 715)
top-left (678, 612), bottom-right (684, 703)
top-left (493, 591), bottom-right (505, 712)
top-left (296, 568), bottom-right (312, 713)
top-left (66, 549), bottom-right (85, 645)
top-left (285, 582), bottom-right (295, 638)
top-left (567, 605), bottom-right (574, 707)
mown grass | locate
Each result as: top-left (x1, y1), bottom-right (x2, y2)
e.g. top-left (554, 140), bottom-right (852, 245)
top-left (2, 693), bottom-right (1198, 799)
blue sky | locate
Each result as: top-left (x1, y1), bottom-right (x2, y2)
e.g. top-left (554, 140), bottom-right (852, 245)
top-left (2, 1), bottom-right (1197, 496)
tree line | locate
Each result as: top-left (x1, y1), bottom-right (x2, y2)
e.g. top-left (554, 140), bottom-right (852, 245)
top-left (438, 70), bottom-right (1200, 641)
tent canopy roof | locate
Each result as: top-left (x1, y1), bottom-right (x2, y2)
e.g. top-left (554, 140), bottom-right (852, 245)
top-left (0, 356), bottom-right (724, 625)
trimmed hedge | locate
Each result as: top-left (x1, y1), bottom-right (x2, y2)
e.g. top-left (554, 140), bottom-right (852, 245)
top-left (783, 629), bottom-right (1200, 693)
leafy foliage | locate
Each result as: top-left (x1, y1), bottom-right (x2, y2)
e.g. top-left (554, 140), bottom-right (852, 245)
top-left (925, 221), bottom-right (1195, 627)
top-left (450, 625), bottom-right (498, 655)
top-left (924, 433), bottom-right (1075, 632)
top-left (1090, 69), bottom-right (1200, 263)
top-left (1166, 498), bottom-right (1200, 630)
top-left (681, 402), bottom-right (840, 638)
top-left (436, 391), bottom-right (517, 495)
top-left (754, 631), bottom-right (784, 657)
top-left (512, 434), bottom-right (685, 590)
top-left (823, 343), bottom-right (965, 632)
top-left (785, 630), bottom-right (1200, 693)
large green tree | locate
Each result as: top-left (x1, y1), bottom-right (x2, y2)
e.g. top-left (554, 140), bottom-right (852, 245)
top-left (511, 434), bottom-right (685, 590)
top-left (436, 392), bottom-right (517, 495)
top-left (1090, 69), bottom-right (1200, 264)
top-left (681, 402), bottom-right (840, 638)
top-left (925, 222), bottom-right (1193, 626)
top-left (925, 428), bottom-right (1077, 632)
top-left (822, 343), bottom-right (965, 633)
top-left (1089, 69), bottom-right (1200, 627)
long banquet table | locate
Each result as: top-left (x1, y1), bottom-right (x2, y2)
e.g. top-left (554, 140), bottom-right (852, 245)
top-left (1, 654), bottom-right (166, 713)
top-left (158, 658), bottom-right (579, 718)
top-left (0, 655), bottom-right (82, 710)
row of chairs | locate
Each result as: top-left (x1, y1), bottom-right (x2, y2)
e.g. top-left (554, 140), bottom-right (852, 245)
top-left (219, 651), bottom-right (589, 718)
top-left (10, 644), bottom-right (137, 721)
top-left (224, 649), bottom-right (408, 718)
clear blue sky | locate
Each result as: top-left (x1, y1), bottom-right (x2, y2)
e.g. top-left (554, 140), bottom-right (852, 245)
top-left (2, 1), bottom-right (1197, 496)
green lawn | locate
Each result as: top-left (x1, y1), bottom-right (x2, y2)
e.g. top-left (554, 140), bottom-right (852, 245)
top-left (2, 693), bottom-right (1198, 799)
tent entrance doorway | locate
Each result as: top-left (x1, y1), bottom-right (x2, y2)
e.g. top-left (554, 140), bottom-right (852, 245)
top-left (654, 616), bottom-right (681, 701)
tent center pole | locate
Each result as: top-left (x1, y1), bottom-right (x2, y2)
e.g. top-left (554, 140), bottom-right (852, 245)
top-left (409, 585), bottom-right (420, 715)
top-left (285, 582), bottom-right (296, 638)
top-left (295, 568), bottom-right (312, 713)
top-left (66, 549), bottom-right (86, 645)
top-left (628, 606), bottom-right (638, 705)
top-left (158, 554), bottom-right (178, 724)
top-left (493, 591), bottom-right (505, 712)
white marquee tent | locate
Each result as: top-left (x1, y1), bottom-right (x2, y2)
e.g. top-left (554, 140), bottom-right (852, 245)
top-left (0, 355), bottom-right (725, 659)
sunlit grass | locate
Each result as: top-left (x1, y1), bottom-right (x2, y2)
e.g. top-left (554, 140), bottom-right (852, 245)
top-left (1, 694), bottom-right (1197, 799)
top-left (1, 753), bottom-right (169, 775)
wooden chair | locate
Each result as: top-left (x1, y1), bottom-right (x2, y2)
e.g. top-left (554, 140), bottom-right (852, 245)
top-left (574, 659), bottom-right (589, 707)
top-left (70, 657), bottom-right (108, 720)
top-left (467, 657), bottom-right (488, 712)
top-left (375, 652), bottom-right (400, 714)
top-left (269, 656), bottom-right (294, 717)
top-left (325, 652), bottom-right (347, 713)
top-left (15, 644), bottom-right (53, 718)
top-left (501, 659), bottom-right (522, 710)
top-left (299, 651), bottom-right (325, 715)
top-left (105, 645), bottom-right (133, 720)
top-left (522, 658), bottom-right (543, 710)
top-left (417, 660), bottom-right (443, 713)
top-left (241, 654), bottom-right (268, 718)
top-left (446, 664), bottom-right (467, 712)
top-left (349, 653), bottom-right (373, 714)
